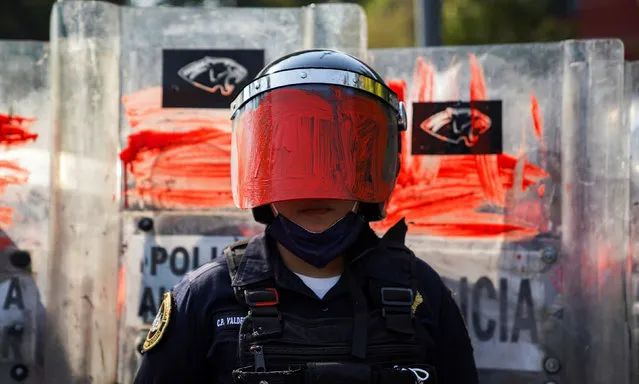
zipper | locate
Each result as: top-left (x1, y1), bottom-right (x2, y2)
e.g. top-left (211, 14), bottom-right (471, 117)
top-left (250, 345), bottom-right (266, 372)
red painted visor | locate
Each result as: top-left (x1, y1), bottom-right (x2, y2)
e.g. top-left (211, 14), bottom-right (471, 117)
top-left (231, 85), bottom-right (400, 209)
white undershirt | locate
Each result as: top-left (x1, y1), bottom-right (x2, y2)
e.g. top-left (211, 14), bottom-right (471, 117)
top-left (294, 272), bottom-right (341, 299)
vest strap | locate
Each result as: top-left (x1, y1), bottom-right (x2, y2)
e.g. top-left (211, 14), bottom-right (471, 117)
top-left (344, 267), bottom-right (368, 360)
top-left (244, 287), bottom-right (282, 337)
top-left (224, 239), bottom-right (250, 304)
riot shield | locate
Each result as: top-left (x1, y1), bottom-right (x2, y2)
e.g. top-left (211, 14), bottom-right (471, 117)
top-left (0, 41), bottom-right (50, 384)
top-left (369, 40), bottom-right (630, 383)
top-left (628, 59), bottom-right (639, 384)
top-left (49, 1), bottom-right (367, 382)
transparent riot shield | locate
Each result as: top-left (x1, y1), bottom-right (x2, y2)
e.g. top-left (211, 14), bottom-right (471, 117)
top-left (50, 1), bottom-right (367, 382)
top-left (628, 60), bottom-right (639, 384)
top-left (369, 40), bottom-right (630, 384)
top-left (0, 41), bottom-right (50, 384)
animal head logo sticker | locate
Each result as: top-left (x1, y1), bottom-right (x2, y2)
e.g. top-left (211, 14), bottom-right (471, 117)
top-left (419, 106), bottom-right (492, 147)
top-left (177, 57), bottom-right (248, 96)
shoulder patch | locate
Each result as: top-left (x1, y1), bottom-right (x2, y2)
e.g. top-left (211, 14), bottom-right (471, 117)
top-left (412, 291), bottom-right (424, 314)
top-left (224, 238), bottom-right (250, 282)
top-left (142, 292), bottom-right (173, 352)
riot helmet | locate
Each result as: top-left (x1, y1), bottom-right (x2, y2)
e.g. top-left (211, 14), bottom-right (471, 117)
top-left (230, 49), bottom-right (407, 224)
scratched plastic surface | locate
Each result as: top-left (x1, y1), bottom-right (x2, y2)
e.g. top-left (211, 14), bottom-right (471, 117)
top-left (628, 60), bottom-right (639, 384)
top-left (117, 2), bottom-right (366, 213)
top-left (369, 40), bottom-right (630, 384)
top-left (50, 1), bottom-right (367, 382)
top-left (0, 41), bottom-right (51, 384)
top-left (50, 1), bottom-right (122, 381)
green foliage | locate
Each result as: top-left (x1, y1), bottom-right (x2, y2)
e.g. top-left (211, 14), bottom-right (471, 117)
top-left (442, 0), bottom-right (576, 45)
top-left (362, 0), bottom-right (575, 48)
top-left (364, 0), bottom-right (414, 48)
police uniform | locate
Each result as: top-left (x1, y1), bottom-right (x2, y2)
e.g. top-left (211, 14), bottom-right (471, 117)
top-left (134, 221), bottom-right (478, 383)
top-left (134, 50), bottom-right (479, 384)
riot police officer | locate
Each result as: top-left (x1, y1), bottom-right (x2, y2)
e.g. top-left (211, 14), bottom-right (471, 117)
top-left (134, 49), bottom-right (479, 384)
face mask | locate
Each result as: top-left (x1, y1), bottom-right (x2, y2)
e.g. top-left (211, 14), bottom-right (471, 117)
top-left (266, 210), bottom-right (368, 269)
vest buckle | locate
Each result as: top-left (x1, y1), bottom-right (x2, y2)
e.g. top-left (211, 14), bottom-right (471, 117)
top-left (381, 287), bottom-right (413, 317)
top-left (245, 287), bottom-right (279, 307)
top-left (381, 287), bottom-right (414, 306)
top-left (243, 287), bottom-right (282, 337)
top-left (381, 287), bottom-right (415, 335)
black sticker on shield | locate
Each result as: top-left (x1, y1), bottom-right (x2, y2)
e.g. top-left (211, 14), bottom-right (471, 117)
top-left (162, 49), bottom-right (265, 109)
top-left (411, 101), bottom-right (502, 155)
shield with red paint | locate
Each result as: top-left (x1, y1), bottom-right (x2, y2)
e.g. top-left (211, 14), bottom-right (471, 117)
top-left (369, 40), bottom-right (630, 384)
top-left (106, 5), bottom-right (370, 383)
top-left (0, 40), bottom-right (50, 383)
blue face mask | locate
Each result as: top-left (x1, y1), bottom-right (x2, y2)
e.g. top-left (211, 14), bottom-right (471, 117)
top-left (265, 211), bottom-right (368, 269)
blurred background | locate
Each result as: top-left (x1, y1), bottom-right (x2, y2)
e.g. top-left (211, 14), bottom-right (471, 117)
top-left (1, 0), bottom-right (637, 59)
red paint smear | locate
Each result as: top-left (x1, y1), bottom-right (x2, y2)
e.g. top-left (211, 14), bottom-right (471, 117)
top-left (372, 55), bottom-right (550, 239)
top-left (470, 54), bottom-right (506, 206)
top-left (530, 94), bottom-right (543, 141)
top-left (414, 57), bottom-right (435, 103)
top-left (0, 113), bottom-right (38, 226)
top-left (120, 88), bottom-right (234, 209)
top-left (0, 114), bottom-right (38, 147)
top-left (530, 93), bottom-right (548, 170)
top-left (387, 80), bottom-right (407, 104)
top-left (116, 265), bottom-right (125, 319)
top-left (402, 58), bottom-right (440, 188)
top-left (469, 55), bottom-right (487, 101)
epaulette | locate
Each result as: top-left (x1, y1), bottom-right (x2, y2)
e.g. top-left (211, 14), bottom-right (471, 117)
top-left (223, 238), bottom-right (251, 304)
top-left (223, 238), bottom-right (250, 284)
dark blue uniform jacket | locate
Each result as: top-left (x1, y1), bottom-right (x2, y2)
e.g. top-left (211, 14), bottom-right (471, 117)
top-left (134, 226), bottom-right (479, 383)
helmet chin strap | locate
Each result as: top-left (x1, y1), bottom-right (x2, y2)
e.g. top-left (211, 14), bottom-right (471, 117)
top-left (269, 201), bottom-right (360, 233)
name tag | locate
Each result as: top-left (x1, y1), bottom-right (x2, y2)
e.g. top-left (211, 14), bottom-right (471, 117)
top-left (215, 313), bottom-right (246, 329)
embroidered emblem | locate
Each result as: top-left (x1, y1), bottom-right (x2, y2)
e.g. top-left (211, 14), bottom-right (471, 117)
top-left (142, 292), bottom-right (172, 352)
top-left (412, 291), bottom-right (424, 314)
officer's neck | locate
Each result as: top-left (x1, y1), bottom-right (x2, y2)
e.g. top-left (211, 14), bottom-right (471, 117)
top-left (276, 242), bottom-right (344, 278)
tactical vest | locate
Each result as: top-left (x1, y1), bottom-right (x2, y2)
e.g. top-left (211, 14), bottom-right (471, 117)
top-left (224, 221), bottom-right (437, 384)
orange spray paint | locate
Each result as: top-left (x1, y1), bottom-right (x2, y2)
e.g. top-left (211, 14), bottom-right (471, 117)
top-left (0, 113), bottom-right (38, 226)
top-left (119, 87), bottom-right (234, 209)
top-left (373, 55), bottom-right (549, 239)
